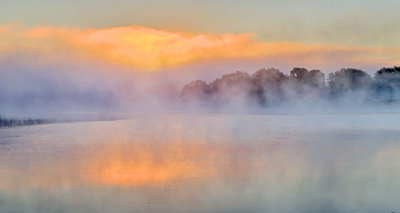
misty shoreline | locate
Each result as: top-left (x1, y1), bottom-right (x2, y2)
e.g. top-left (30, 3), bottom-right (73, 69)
top-left (0, 116), bottom-right (53, 128)
top-left (180, 66), bottom-right (400, 111)
top-left (3, 109), bottom-right (400, 130)
top-left (0, 115), bottom-right (128, 129)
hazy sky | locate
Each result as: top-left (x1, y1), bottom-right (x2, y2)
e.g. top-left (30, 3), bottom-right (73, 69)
top-left (2, 0), bottom-right (400, 46)
top-left (1, 0), bottom-right (400, 114)
top-left (0, 0), bottom-right (399, 74)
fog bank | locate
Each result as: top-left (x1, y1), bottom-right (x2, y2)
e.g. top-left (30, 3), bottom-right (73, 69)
top-left (181, 67), bottom-right (400, 113)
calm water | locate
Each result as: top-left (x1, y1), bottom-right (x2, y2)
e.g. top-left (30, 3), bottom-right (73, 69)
top-left (0, 114), bottom-right (400, 213)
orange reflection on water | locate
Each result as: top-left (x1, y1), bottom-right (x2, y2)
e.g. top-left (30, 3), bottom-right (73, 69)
top-left (0, 130), bottom-right (302, 189)
top-left (89, 143), bottom-right (218, 185)
top-left (74, 141), bottom-right (224, 186)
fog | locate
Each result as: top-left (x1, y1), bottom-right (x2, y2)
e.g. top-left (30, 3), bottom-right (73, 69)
top-left (1, 52), bottom-right (399, 119)
top-left (0, 57), bottom-right (182, 118)
top-left (1, 114), bottom-right (400, 213)
top-left (181, 67), bottom-right (400, 114)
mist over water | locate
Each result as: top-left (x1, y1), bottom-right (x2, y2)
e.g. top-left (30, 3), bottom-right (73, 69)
top-left (1, 1), bottom-right (400, 212)
top-left (1, 52), bottom-right (400, 213)
top-left (0, 114), bottom-right (400, 213)
top-left (1, 53), bottom-right (400, 118)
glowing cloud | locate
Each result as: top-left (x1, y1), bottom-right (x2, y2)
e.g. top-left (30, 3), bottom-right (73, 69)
top-left (0, 24), bottom-right (399, 70)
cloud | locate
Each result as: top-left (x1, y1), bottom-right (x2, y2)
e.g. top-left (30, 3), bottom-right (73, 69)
top-left (0, 24), bottom-right (399, 70)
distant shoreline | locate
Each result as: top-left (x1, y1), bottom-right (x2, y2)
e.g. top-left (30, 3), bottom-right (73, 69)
top-left (0, 116), bottom-right (53, 128)
top-left (0, 115), bottom-right (128, 129)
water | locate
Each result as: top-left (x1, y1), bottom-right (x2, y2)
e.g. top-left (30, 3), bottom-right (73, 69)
top-left (0, 114), bottom-right (400, 213)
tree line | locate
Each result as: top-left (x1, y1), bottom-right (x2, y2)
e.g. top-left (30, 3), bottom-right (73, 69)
top-left (180, 67), bottom-right (400, 108)
top-left (0, 115), bottom-right (50, 128)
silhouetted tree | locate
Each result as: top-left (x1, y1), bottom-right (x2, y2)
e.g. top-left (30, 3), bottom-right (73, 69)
top-left (210, 71), bottom-right (252, 91)
top-left (252, 68), bottom-right (289, 106)
top-left (376, 66), bottom-right (400, 76)
top-left (180, 80), bottom-right (211, 103)
top-left (288, 68), bottom-right (326, 99)
top-left (209, 71), bottom-right (253, 105)
top-left (180, 66), bottom-right (400, 109)
top-left (328, 68), bottom-right (371, 99)
top-left (290, 67), bottom-right (309, 82)
top-left (308, 70), bottom-right (325, 89)
top-left (371, 66), bottom-right (400, 102)
top-left (290, 68), bottom-right (325, 88)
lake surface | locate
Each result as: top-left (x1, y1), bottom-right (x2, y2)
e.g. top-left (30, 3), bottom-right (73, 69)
top-left (0, 113), bottom-right (400, 213)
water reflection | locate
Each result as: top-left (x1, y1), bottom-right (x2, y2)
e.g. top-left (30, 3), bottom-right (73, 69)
top-left (0, 114), bottom-right (400, 213)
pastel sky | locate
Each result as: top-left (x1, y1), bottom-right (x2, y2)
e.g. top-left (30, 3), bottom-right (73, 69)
top-left (1, 0), bottom-right (399, 71)
top-left (2, 0), bottom-right (400, 45)
top-left (1, 0), bottom-right (400, 114)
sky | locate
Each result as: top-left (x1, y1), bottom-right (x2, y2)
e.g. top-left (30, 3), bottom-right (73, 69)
top-left (1, 0), bottom-right (400, 114)
top-left (1, 0), bottom-right (400, 76)
top-left (1, 0), bottom-right (400, 70)
top-left (1, 0), bottom-right (400, 47)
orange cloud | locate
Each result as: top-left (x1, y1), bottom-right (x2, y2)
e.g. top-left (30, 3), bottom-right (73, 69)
top-left (0, 24), bottom-right (399, 70)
